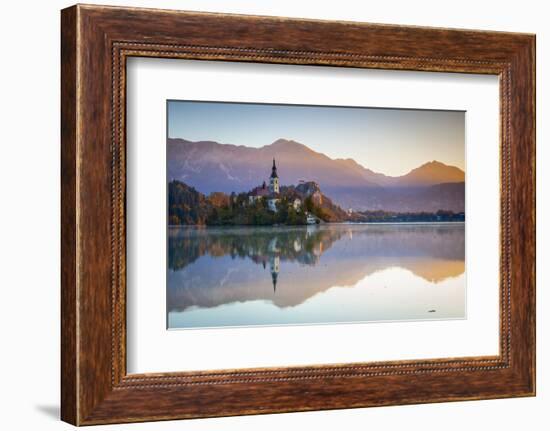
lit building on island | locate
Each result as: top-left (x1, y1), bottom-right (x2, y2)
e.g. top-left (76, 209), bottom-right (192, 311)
top-left (248, 158), bottom-right (282, 213)
top-left (247, 159), bottom-right (316, 221)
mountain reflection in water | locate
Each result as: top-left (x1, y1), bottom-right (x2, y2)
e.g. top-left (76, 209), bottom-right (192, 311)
top-left (167, 224), bottom-right (465, 329)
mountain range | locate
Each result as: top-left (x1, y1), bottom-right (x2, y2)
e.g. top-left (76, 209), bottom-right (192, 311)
top-left (167, 138), bottom-right (465, 212)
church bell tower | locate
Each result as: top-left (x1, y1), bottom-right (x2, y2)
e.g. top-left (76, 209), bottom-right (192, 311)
top-left (269, 158), bottom-right (279, 194)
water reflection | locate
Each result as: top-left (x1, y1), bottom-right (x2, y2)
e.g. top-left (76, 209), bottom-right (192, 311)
top-left (168, 224), bottom-right (465, 328)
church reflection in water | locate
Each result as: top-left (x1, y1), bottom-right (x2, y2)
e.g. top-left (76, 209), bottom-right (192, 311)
top-left (167, 223), bottom-right (466, 328)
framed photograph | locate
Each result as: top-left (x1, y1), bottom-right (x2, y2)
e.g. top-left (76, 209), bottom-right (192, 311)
top-left (163, 101), bottom-right (467, 331)
top-left (61, 4), bottom-right (536, 425)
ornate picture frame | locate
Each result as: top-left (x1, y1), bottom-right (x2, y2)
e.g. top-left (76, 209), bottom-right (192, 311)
top-left (61, 4), bottom-right (535, 425)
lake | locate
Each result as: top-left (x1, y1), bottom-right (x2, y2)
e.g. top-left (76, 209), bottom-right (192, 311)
top-left (167, 223), bottom-right (465, 329)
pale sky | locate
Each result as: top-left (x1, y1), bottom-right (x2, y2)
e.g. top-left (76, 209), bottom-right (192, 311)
top-left (168, 100), bottom-right (465, 177)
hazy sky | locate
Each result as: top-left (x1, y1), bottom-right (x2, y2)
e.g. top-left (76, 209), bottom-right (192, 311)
top-left (168, 100), bottom-right (465, 177)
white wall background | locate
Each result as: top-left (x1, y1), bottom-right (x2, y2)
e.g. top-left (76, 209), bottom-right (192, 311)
top-left (0, 1), bottom-right (546, 430)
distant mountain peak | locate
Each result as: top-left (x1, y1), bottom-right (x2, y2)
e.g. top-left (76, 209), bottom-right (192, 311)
top-left (419, 160), bottom-right (450, 168)
top-left (397, 159), bottom-right (465, 187)
top-left (271, 138), bottom-right (297, 145)
top-left (262, 138), bottom-right (319, 157)
top-left (408, 159), bottom-right (463, 173)
top-left (267, 138), bottom-right (308, 149)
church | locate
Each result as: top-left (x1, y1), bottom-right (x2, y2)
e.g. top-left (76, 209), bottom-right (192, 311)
top-left (248, 158), bottom-right (281, 212)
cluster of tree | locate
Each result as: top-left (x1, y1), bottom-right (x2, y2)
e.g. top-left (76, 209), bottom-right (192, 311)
top-left (352, 209), bottom-right (465, 223)
top-left (168, 181), bottom-right (213, 225)
top-left (209, 195), bottom-right (309, 226)
top-left (304, 194), bottom-right (350, 222)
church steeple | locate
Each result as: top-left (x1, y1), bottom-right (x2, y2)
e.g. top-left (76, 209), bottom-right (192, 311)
top-left (269, 158), bottom-right (280, 194)
top-left (270, 158), bottom-right (278, 179)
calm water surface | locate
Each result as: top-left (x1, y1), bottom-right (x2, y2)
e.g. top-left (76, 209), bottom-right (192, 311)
top-left (167, 223), bottom-right (465, 329)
